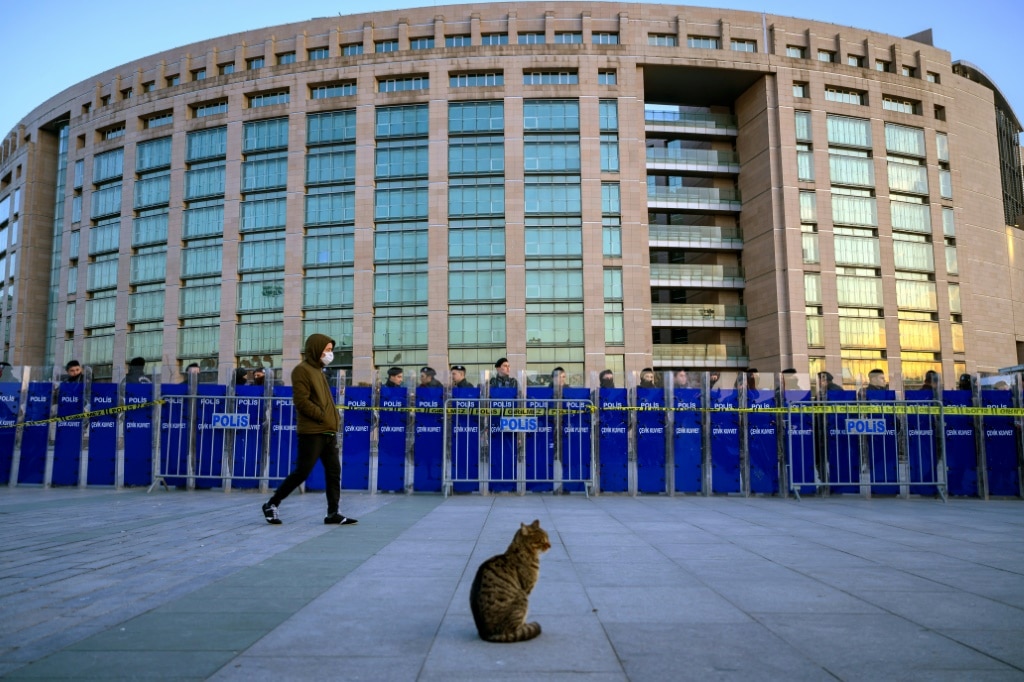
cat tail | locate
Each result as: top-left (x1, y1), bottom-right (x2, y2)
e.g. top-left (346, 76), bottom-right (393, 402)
top-left (487, 621), bottom-right (542, 643)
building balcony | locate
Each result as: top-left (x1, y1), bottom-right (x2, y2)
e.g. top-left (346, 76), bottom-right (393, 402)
top-left (652, 344), bottom-right (749, 368)
top-left (646, 148), bottom-right (740, 175)
top-left (651, 303), bottom-right (747, 328)
top-left (647, 186), bottom-right (741, 212)
top-left (647, 225), bottom-right (743, 250)
top-left (644, 111), bottom-right (738, 137)
top-left (649, 263), bottom-right (745, 288)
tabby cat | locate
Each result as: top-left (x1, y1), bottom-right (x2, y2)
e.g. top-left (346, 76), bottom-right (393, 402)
top-left (469, 519), bottom-right (551, 643)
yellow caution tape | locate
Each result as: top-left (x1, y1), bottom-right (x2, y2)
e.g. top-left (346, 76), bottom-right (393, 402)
top-left (0, 399), bottom-right (166, 430)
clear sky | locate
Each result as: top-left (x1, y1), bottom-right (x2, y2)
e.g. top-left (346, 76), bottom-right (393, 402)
top-left (1, 0), bottom-right (1021, 137)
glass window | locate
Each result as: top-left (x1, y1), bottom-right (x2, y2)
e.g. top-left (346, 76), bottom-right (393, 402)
top-left (192, 68), bottom-right (206, 81)
top-left (834, 235), bottom-right (881, 266)
top-left (939, 169), bottom-right (952, 199)
top-left (828, 153), bottom-right (874, 187)
top-left (194, 101), bottom-right (228, 118)
top-left (730, 39), bottom-right (756, 52)
top-left (448, 223), bottom-right (505, 259)
top-left (410, 37), bottom-right (434, 50)
top-left (786, 46), bottom-right (806, 58)
top-left (839, 317), bottom-right (886, 348)
top-left (793, 82), bottom-right (808, 98)
top-left (448, 183), bottom-right (505, 216)
top-left (526, 312), bottom-right (584, 344)
top-left (832, 194), bottom-right (878, 227)
top-left (90, 185), bottom-right (122, 219)
top-left (378, 77), bottom-right (429, 93)
top-left (306, 191), bottom-right (356, 225)
top-left (524, 178), bottom-right (582, 214)
top-left (890, 199), bottom-right (931, 233)
top-left (523, 72), bottom-right (579, 85)
top-left (306, 150), bottom-right (356, 185)
top-left (130, 252), bottom-right (167, 284)
top-left (248, 91), bottom-right (290, 108)
top-left (187, 127), bottom-right (227, 161)
top-left (525, 225), bottom-right (582, 256)
top-left (687, 36), bottom-right (719, 49)
top-left (601, 134), bottom-right (619, 172)
top-left (598, 71), bottom-right (617, 85)
top-left (446, 35), bottom-right (471, 47)
top-left (449, 138), bottom-right (504, 175)
top-left (827, 115), bottom-right (872, 147)
top-left (238, 238), bottom-right (285, 272)
top-left (237, 280), bottom-right (284, 313)
top-left (342, 43), bottom-right (364, 56)
top-left (450, 73), bottom-right (503, 88)
top-left (901, 65), bottom-right (917, 78)
top-left (184, 165), bottom-right (226, 200)
top-left (243, 118), bottom-right (289, 152)
top-left (554, 32), bottom-right (582, 44)
top-left (134, 174), bottom-right (171, 209)
top-left (942, 207), bottom-right (955, 237)
top-left (648, 34), bottom-right (678, 47)
top-left (593, 32), bottom-right (619, 45)
top-left (882, 97), bottom-right (918, 114)
top-left (523, 100), bottom-right (579, 130)
top-left (308, 47), bottom-right (330, 61)
top-left (303, 271), bottom-right (354, 308)
top-left (797, 145), bottom-right (814, 182)
top-left (93, 148), bottom-right (124, 183)
top-left (449, 101), bottom-right (504, 133)
top-left (375, 187), bottom-right (428, 220)
top-left (893, 236), bottom-right (935, 272)
top-left (241, 198), bottom-right (286, 231)
top-left (376, 143), bottom-right (429, 178)
top-left (481, 33), bottom-right (508, 45)
top-left (896, 279), bottom-right (937, 310)
top-left (219, 63), bottom-right (235, 75)
top-left (887, 162), bottom-right (928, 195)
top-left (134, 213), bottom-right (169, 246)
top-left (449, 270), bottom-right (506, 301)
top-left (183, 205), bottom-right (224, 239)
top-left (181, 245), bottom-right (223, 278)
top-left (802, 225), bottom-right (819, 263)
top-left (825, 88), bottom-right (864, 105)
top-left (518, 32), bottom-right (545, 45)
top-left (136, 136), bottom-right (172, 172)
top-left (166, 75), bottom-right (180, 86)
top-left (145, 113), bottom-right (173, 129)
top-left (818, 50), bottom-right (835, 63)
top-left (242, 157), bottom-right (288, 192)
top-left (927, 72), bottom-right (940, 84)
top-left (799, 191), bottom-right (817, 222)
top-left (526, 268), bottom-right (583, 300)
top-left (448, 314), bottom-right (505, 346)
top-left (311, 82), bottom-right (356, 99)
top-left (376, 105), bottom-right (428, 138)
top-left (805, 273), bottom-right (822, 304)
top-left (876, 60), bottom-right (891, 73)
top-left (305, 234), bottom-right (354, 266)
top-left (524, 134), bottom-right (581, 172)
top-left (375, 40), bottom-right (399, 53)
top-left (374, 272), bottom-right (427, 304)
top-left (936, 132), bottom-right (949, 162)
top-left (308, 110), bottom-right (356, 144)
top-left (795, 111), bottom-right (812, 141)
top-left (179, 286), bottom-right (221, 317)
top-left (847, 55), bottom-right (864, 67)
top-left (884, 123), bottom-right (925, 156)
top-left (246, 57), bottom-right (264, 70)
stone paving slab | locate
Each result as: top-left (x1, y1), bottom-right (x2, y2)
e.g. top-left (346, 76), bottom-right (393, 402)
top-left (1, 488), bottom-right (1022, 680)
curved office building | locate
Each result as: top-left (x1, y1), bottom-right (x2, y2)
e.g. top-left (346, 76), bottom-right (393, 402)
top-left (0, 2), bottom-right (1022, 386)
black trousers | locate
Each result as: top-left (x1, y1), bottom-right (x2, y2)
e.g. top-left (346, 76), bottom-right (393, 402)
top-left (270, 433), bottom-right (341, 515)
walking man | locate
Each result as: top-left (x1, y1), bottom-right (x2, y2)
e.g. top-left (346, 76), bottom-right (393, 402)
top-left (262, 333), bottom-right (357, 526)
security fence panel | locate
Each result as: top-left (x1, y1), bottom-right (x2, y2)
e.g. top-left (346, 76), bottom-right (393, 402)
top-left (863, 390), bottom-right (898, 495)
top-left (18, 382), bottom-right (52, 484)
top-left (672, 387), bottom-right (702, 493)
top-left (269, 386), bottom-right (298, 481)
top-left (193, 384), bottom-right (226, 488)
top-left (748, 388), bottom-right (778, 494)
top-left (306, 386), bottom-right (341, 492)
top-left (826, 391), bottom-right (860, 494)
top-left (341, 386), bottom-right (372, 490)
top-left (159, 384), bottom-right (191, 487)
top-left (982, 389), bottom-right (1019, 496)
top-left (524, 387), bottom-right (555, 492)
top-left (378, 384), bottom-right (408, 492)
top-left (710, 386), bottom-right (740, 493)
top-left (414, 386), bottom-right (444, 492)
top-left (905, 390), bottom-right (939, 495)
top-left (562, 386), bottom-right (593, 493)
top-left (124, 383), bottom-right (155, 487)
top-left (87, 383), bottom-right (118, 485)
top-left (943, 389), bottom-right (978, 496)
top-left (599, 387), bottom-right (629, 492)
top-left (449, 386), bottom-right (481, 493)
top-left (785, 388), bottom-right (816, 496)
top-left (231, 386), bottom-right (266, 488)
top-left (636, 386), bottom-right (666, 493)
top-left (0, 382), bottom-right (18, 484)
top-left (489, 387), bottom-right (518, 492)
top-left (52, 381), bottom-right (86, 486)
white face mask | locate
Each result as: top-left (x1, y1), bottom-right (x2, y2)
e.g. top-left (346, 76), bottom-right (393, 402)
top-left (321, 351), bottom-right (334, 366)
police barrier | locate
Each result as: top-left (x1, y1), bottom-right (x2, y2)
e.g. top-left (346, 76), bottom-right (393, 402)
top-left (442, 397), bottom-right (596, 497)
top-left (1, 376), bottom-right (1022, 500)
top-left (786, 401), bottom-right (948, 500)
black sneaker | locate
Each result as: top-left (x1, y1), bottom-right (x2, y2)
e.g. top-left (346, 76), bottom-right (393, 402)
top-left (324, 513), bottom-right (357, 525)
top-left (262, 502), bottom-right (282, 525)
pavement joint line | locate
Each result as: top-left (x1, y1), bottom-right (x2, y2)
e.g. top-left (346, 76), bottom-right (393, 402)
top-left (2, 494), bottom-right (444, 681)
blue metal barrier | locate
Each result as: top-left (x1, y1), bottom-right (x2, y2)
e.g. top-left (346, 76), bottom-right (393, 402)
top-left (636, 387), bottom-right (666, 493)
top-left (414, 386), bottom-right (444, 492)
top-left (52, 382), bottom-right (85, 486)
top-left (87, 384), bottom-right (118, 486)
top-left (19, 382), bottom-right (52, 484)
top-left (341, 386), bottom-right (371, 490)
top-left (673, 388), bottom-right (702, 493)
top-left (710, 387), bottom-right (740, 493)
top-left (598, 388), bottom-right (628, 492)
top-left (982, 390), bottom-right (1019, 496)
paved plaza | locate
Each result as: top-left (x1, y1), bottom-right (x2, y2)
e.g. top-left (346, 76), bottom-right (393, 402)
top-left (0, 487), bottom-right (1022, 681)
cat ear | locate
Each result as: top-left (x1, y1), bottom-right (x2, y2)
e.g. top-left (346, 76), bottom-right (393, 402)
top-left (530, 519), bottom-right (540, 529)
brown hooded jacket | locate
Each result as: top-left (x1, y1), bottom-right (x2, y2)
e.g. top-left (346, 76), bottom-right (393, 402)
top-left (291, 333), bottom-right (340, 435)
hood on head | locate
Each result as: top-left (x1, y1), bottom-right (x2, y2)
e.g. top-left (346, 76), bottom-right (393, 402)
top-left (303, 333), bottom-right (335, 366)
